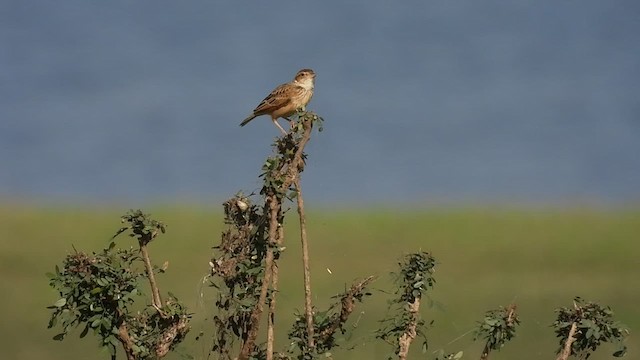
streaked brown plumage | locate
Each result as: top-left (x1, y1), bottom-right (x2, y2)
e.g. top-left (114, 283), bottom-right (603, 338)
top-left (240, 69), bottom-right (316, 135)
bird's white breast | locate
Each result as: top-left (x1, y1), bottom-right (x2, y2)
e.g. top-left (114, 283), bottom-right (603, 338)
top-left (296, 77), bottom-right (315, 90)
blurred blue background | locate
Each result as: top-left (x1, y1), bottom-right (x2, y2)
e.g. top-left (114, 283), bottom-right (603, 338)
top-left (2, 0), bottom-right (639, 205)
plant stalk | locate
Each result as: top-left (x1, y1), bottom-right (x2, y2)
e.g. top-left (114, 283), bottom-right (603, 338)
top-left (139, 243), bottom-right (162, 309)
top-left (398, 298), bottom-right (421, 360)
top-left (556, 322), bottom-right (578, 360)
top-left (295, 178), bottom-right (315, 350)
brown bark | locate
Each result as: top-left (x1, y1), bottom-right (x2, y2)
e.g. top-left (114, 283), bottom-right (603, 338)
top-left (238, 200), bottom-right (279, 360)
top-left (155, 316), bottom-right (190, 358)
top-left (266, 224), bottom-right (285, 360)
top-left (238, 115), bottom-right (315, 360)
top-left (117, 321), bottom-right (136, 360)
top-left (556, 322), bottom-right (578, 360)
top-left (139, 243), bottom-right (162, 309)
top-left (316, 276), bottom-right (375, 343)
top-left (398, 298), bottom-right (421, 360)
top-left (295, 178), bottom-right (315, 349)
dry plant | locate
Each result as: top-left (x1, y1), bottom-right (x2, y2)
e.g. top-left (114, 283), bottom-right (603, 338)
top-left (553, 297), bottom-right (628, 360)
top-left (376, 252), bottom-right (437, 359)
top-left (46, 111), bottom-right (631, 360)
top-left (208, 111), bottom-right (376, 360)
top-left (474, 304), bottom-right (520, 360)
top-left (47, 210), bottom-right (190, 360)
top-left (287, 275), bottom-right (375, 358)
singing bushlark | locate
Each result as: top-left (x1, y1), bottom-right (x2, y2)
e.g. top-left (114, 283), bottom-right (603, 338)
top-left (240, 69), bottom-right (316, 135)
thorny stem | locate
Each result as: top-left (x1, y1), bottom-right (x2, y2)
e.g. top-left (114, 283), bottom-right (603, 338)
top-left (117, 321), bottom-right (137, 360)
top-left (481, 304), bottom-right (517, 360)
top-left (398, 298), bottom-right (421, 360)
top-left (155, 316), bottom-right (190, 358)
top-left (267, 274), bottom-right (276, 360)
top-left (317, 276), bottom-right (376, 342)
top-left (238, 115), bottom-right (315, 360)
top-left (267, 225), bottom-right (285, 360)
top-left (506, 304), bottom-right (517, 326)
top-left (140, 242), bottom-right (163, 309)
top-left (239, 199), bottom-right (279, 360)
top-left (295, 178), bottom-right (315, 350)
top-left (283, 119), bottom-right (314, 185)
top-left (556, 300), bottom-right (580, 360)
top-left (556, 322), bottom-right (578, 360)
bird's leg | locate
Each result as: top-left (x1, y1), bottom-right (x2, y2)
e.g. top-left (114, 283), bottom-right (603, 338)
top-left (273, 119), bottom-right (288, 135)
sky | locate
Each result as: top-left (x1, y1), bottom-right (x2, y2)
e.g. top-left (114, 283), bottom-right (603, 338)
top-left (1, 1), bottom-right (639, 206)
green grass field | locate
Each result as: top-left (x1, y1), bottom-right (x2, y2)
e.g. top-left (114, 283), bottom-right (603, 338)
top-left (1, 206), bottom-right (637, 359)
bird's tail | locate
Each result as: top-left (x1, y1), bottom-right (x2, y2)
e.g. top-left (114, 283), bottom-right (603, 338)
top-left (240, 114), bottom-right (257, 127)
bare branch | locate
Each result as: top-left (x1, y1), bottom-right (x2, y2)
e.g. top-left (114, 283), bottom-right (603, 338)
top-left (140, 244), bottom-right (163, 309)
top-left (556, 322), bottom-right (578, 360)
top-left (117, 321), bottom-right (137, 360)
top-left (238, 200), bottom-right (278, 360)
top-left (317, 276), bottom-right (376, 343)
top-left (398, 298), bottom-right (421, 360)
top-left (295, 178), bottom-right (315, 350)
top-left (240, 114), bottom-right (316, 360)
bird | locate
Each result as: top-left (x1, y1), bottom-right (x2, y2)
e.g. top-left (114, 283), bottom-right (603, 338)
top-left (240, 69), bottom-right (316, 135)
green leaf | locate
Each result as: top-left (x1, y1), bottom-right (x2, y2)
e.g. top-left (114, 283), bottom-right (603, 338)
top-left (613, 345), bottom-right (627, 357)
top-left (101, 317), bottom-right (112, 329)
top-left (79, 324), bottom-right (89, 338)
top-left (107, 334), bottom-right (119, 346)
top-left (48, 315), bottom-right (58, 328)
top-left (54, 298), bottom-right (66, 308)
top-left (484, 319), bottom-right (498, 326)
top-left (53, 333), bottom-right (65, 341)
top-left (107, 344), bottom-right (116, 356)
top-left (112, 226), bottom-right (129, 240)
top-left (586, 328), bottom-right (594, 339)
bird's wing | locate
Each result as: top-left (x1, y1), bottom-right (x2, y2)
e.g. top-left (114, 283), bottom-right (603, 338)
top-left (253, 83), bottom-right (305, 115)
